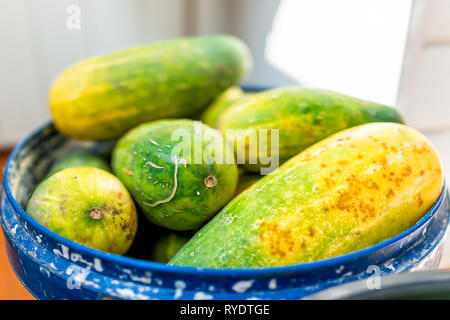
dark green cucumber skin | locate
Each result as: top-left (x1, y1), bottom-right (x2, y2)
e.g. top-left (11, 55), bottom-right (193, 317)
top-left (234, 173), bottom-right (261, 197)
top-left (218, 87), bottom-right (404, 172)
top-left (48, 152), bottom-right (111, 175)
top-left (111, 119), bottom-right (238, 231)
top-left (50, 35), bottom-right (252, 140)
top-left (151, 233), bottom-right (190, 263)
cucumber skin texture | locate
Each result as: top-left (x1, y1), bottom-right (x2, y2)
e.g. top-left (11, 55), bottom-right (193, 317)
top-left (27, 167), bottom-right (137, 255)
top-left (50, 35), bottom-right (252, 140)
top-left (48, 152), bottom-right (111, 175)
top-left (218, 87), bottom-right (404, 172)
top-left (151, 233), bottom-right (190, 263)
top-left (111, 119), bottom-right (238, 231)
top-left (201, 87), bottom-right (246, 128)
top-left (171, 123), bottom-right (443, 268)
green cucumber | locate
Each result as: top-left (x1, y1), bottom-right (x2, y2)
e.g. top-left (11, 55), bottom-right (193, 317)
top-left (151, 233), bottom-right (190, 263)
top-left (218, 87), bottom-right (404, 172)
top-left (201, 87), bottom-right (246, 128)
top-left (112, 119), bottom-right (238, 231)
top-left (48, 152), bottom-right (110, 175)
top-left (27, 167), bottom-right (137, 255)
top-left (50, 35), bottom-right (252, 140)
top-left (171, 123), bottom-right (443, 268)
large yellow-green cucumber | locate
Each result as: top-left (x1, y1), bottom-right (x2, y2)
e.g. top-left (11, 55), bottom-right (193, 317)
top-left (171, 123), bottom-right (443, 268)
top-left (50, 35), bottom-right (252, 140)
top-left (217, 87), bottom-right (404, 172)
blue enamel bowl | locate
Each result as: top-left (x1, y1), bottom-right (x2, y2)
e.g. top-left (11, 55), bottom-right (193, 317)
top-left (1, 123), bottom-right (449, 300)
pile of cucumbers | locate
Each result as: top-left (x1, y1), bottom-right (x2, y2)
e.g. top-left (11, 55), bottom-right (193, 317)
top-left (26, 35), bottom-right (443, 268)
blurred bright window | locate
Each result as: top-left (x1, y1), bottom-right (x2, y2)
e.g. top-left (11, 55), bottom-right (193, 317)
top-left (265, 0), bottom-right (413, 105)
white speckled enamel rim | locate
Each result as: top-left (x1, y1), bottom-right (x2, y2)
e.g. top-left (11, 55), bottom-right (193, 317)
top-left (2, 122), bottom-right (448, 276)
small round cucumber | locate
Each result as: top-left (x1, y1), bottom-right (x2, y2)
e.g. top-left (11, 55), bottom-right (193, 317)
top-left (112, 119), bottom-right (238, 231)
top-left (27, 167), bottom-right (137, 255)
